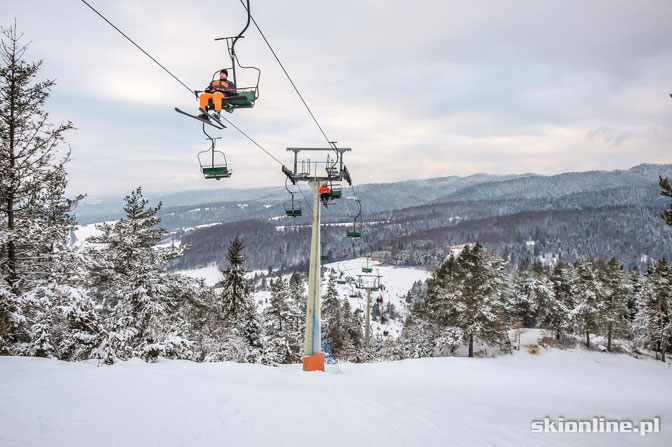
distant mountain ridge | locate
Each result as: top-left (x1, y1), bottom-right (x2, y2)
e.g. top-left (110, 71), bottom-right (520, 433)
top-left (74, 164), bottom-right (672, 227)
top-left (160, 163), bottom-right (672, 271)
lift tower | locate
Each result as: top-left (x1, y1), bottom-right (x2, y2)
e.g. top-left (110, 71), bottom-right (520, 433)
top-left (356, 272), bottom-right (383, 341)
top-left (283, 146), bottom-right (352, 371)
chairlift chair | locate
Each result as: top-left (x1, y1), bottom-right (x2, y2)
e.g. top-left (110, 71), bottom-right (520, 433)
top-left (347, 199), bottom-right (362, 238)
top-left (285, 201), bottom-right (302, 217)
top-left (284, 178), bottom-right (302, 217)
top-left (198, 0), bottom-right (261, 113)
top-left (197, 136), bottom-right (231, 180)
top-left (329, 183), bottom-right (342, 199)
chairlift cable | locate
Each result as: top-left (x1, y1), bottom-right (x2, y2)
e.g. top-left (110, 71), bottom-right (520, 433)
top-left (80, 0), bottom-right (356, 221)
top-left (79, 0), bottom-right (284, 168)
top-left (295, 183), bottom-right (313, 214)
top-left (80, 0), bottom-right (194, 97)
top-left (239, 0), bottom-right (333, 147)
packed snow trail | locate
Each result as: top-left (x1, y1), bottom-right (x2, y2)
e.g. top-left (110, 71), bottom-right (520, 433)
top-left (1, 349), bottom-right (670, 447)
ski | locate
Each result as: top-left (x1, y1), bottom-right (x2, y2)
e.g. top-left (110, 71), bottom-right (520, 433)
top-left (174, 107), bottom-right (226, 130)
top-left (199, 107), bottom-right (228, 127)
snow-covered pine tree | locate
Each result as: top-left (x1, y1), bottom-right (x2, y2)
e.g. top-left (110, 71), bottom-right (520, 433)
top-left (287, 272), bottom-right (306, 361)
top-left (218, 237), bottom-right (251, 319)
top-left (515, 260), bottom-right (562, 339)
top-left (215, 237), bottom-right (263, 363)
top-left (340, 298), bottom-right (363, 360)
top-left (0, 24), bottom-right (89, 355)
top-left (634, 260), bottom-right (671, 362)
top-left (627, 267), bottom-right (641, 322)
top-left (458, 243), bottom-right (510, 357)
top-left (570, 258), bottom-right (603, 348)
top-left (24, 162), bottom-right (102, 360)
top-left (413, 243), bottom-right (510, 357)
top-left (511, 258), bottom-right (537, 327)
top-left (511, 259), bottom-right (554, 328)
top-left (599, 257), bottom-right (633, 352)
top-left (549, 262), bottom-right (576, 339)
top-left (398, 314), bottom-right (436, 358)
top-left (262, 277), bottom-right (294, 364)
top-left (86, 187), bottom-right (188, 363)
top-left (321, 270), bottom-right (344, 356)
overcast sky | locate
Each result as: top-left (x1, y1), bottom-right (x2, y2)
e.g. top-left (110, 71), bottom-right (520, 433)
top-left (4, 0), bottom-right (672, 197)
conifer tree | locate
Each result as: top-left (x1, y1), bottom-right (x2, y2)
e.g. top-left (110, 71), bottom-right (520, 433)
top-left (218, 237), bottom-right (251, 319)
top-left (340, 298), bottom-right (363, 359)
top-left (599, 257), bottom-right (632, 352)
top-left (399, 314), bottom-right (436, 358)
top-left (659, 176), bottom-right (672, 226)
top-left (0, 24), bottom-right (85, 352)
top-left (549, 262), bottom-right (576, 339)
top-left (415, 243), bottom-right (510, 357)
top-left (512, 259), bottom-right (554, 328)
top-left (511, 258), bottom-right (537, 327)
top-left (322, 270), bottom-right (344, 355)
top-left (215, 237), bottom-right (263, 363)
top-left (86, 187), bottom-right (188, 363)
top-left (570, 258), bottom-right (603, 348)
top-left (262, 277), bottom-right (293, 364)
top-left (287, 272), bottom-right (306, 360)
top-left (634, 260), bottom-right (671, 362)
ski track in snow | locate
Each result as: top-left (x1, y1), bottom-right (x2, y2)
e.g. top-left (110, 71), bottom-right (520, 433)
top-left (1, 349), bottom-right (670, 447)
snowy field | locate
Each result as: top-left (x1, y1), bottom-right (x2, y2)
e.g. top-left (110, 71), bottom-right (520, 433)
top-left (1, 336), bottom-right (670, 447)
top-left (178, 258), bottom-right (432, 339)
top-left (323, 258), bottom-right (432, 338)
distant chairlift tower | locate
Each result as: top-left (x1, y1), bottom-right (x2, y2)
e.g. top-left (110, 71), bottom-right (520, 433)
top-left (283, 146), bottom-right (352, 371)
top-left (355, 271), bottom-right (383, 341)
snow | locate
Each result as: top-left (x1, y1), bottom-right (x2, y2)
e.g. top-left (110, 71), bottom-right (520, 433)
top-left (322, 258), bottom-right (432, 338)
top-left (1, 349), bottom-right (670, 447)
top-left (179, 265), bottom-right (223, 286)
top-left (71, 221), bottom-right (117, 247)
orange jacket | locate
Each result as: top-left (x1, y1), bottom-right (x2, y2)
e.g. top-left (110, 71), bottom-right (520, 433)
top-left (319, 185), bottom-right (331, 194)
top-left (206, 79), bottom-right (236, 93)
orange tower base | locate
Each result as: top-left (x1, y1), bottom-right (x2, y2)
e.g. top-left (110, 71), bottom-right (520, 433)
top-left (303, 353), bottom-right (325, 372)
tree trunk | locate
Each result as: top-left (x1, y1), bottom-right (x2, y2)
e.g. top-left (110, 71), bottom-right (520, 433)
top-left (556, 329), bottom-right (560, 340)
top-left (586, 332), bottom-right (590, 349)
top-left (607, 322), bottom-right (612, 352)
top-left (468, 334), bottom-right (473, 357)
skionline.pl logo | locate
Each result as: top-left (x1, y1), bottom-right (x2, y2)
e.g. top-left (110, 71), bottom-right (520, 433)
top-left (531, 417), bottom-right (660, 436)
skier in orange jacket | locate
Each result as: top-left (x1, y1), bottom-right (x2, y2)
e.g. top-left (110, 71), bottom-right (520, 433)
top-left (199, 69), bottom-right (236, 117)
top-left (319, 183), bottom-right (331, 208)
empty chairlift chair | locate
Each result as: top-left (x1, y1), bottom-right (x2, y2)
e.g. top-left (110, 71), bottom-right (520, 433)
top-left (347, 199), bottom-right (362, 238)
top-left (198, 146), bottom-right (231, 180)
top-left (284, 178), bottom-right (302, 217)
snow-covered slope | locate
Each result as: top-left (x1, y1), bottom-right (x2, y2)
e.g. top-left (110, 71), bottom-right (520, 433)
top-left (179, 264), bottom-right (224, 286)
top-left (177, 258), bottom-right (431, 338)
top-left (321, 258), bottom-right (431, 338)
top-left (1, 348), bottom-right (670, 447)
